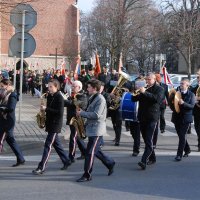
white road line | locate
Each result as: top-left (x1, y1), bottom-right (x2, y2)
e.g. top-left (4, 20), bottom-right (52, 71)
top-left (1, 151), bottom-right (200, 162)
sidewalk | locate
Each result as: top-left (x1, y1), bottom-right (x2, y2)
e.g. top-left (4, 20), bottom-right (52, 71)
top-left (14, 94), bottom-right (69, 142)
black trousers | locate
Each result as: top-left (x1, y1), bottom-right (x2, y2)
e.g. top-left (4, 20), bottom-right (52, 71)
top-left (194, 115), bottom-right (200, 147)
top-left (160, 108), bottom-right (166, 131)
top-left (174, 122), bottom-right (191, 157)
top-left (83, 136), bottom-right (115, 178)
top-left (110, 110), bottom-right (122, 143)
top-left (0, 128), bottom-right (24, 163)
top-left (129, 121), bottom-right (140, 153)
top-left (38, 132), bottom-right (70, 171)
top-left (69, 125), bottom-right (86, 161)
top-left (140, 120), bottom-right (158, 164)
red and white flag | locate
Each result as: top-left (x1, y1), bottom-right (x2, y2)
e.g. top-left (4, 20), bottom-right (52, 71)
top-left (61, 58), bottom-right (66, 75)
top-left (74, 56), bottom-right (81, 80)
top-left (162, 65), bottom-right (173, 85)
top-left (118, 52), bottom-right (123, 73)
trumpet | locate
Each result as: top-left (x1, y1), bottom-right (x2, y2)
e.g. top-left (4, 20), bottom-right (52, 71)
top-left (132, 86), bottom-right (148, 96)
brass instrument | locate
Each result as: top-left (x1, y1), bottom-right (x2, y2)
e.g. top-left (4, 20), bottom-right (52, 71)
top-left (196, 86), bottom-right (200, 108)
top-left (69, 95), bottom-right (86, 139)
top-left (36, 93), bottom-right (47, 129)
top-left (109, 71), bottom-right (130, 110)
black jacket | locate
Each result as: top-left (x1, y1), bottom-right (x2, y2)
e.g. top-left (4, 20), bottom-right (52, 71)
top-left (45, 91), bottom-right (64, 133)
top-left (64, 90), bottom-right (88, 125)
top-left (191, 85), bottom-right (200, 116)
top-left (159, 83), bottom-right (169, 109)
top-left (171, 90), bottom-right (195, 124)
top-left (98, 73), bottom-right (111, 91)
top-left (131, 82), bottom-right (164, 122)
top-left (0, 91), bottom-right (18, 132)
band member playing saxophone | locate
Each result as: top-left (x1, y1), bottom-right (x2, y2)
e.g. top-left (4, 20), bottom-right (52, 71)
top-left (64, 80), bottom-right (87, 163)
top-left (0, 79), bottom-right (25, 167)
top-left (131, 73), bottom-right (163, 170)
top-left (172, 78), bottom-right (195, 161)
top-left (32, 79), bottom-right (71, 175)
top-left (76, 79), bottom-right (115, 182)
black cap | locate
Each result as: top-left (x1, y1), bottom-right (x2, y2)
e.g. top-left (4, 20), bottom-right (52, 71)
top-left (88, 64), bottom-right (93, 71)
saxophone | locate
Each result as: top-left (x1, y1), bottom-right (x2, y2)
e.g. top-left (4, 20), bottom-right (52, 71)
top-left (69, 95), bottom-right (86, 139)
top-left (196, 86), bottom-right (200, 108)
top-left (36, 93), bottom-right (47, 129)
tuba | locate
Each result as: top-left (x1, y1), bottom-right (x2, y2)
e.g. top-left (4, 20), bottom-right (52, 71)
top-left (196, 86), bottom-right (200, 108)
top-left (36, 93), bottom-right (47, 129)
top-left (69, 95), bottom-right (86, 139)
top-left (109, 71), bottom-right (130, 110)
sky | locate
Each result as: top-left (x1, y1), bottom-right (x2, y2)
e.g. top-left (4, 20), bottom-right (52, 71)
top-left (78, 0), bottom-right (95, 13)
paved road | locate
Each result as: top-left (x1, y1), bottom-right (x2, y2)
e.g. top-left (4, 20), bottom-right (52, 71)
top-left (0, 94), bottom-right (200, 200)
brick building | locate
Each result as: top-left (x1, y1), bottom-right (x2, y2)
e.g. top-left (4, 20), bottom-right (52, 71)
top-left (0, 0), bottom-right (80, 71)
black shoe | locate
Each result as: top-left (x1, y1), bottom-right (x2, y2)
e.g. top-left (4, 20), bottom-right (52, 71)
top-left (174, 156), bottom-right (182, 161)
top-left (183, 150), bottom-right (191, 157)
top-left (198, 147), bottom-right (200, 152)
top-left (132, 151), bottom-right (139, 157)
top-left (147, 160), bottom-right (156, 165)
top-left (76, 175), bottom-right (92, 182)
top-left (76, 155), bottom-right (85, 160)
top-left (32, 168), bottom-right (44, 175)
top-left (70, 158), bottom-right (75, 163)
top-left (114, 142), bottom-right (120, 146)
top-left (12, 160), bottom-right (25, 167)
top-left (60, 162), bottom-right (71, 170)
top-left (161, 130), bottom-right (165, 133)
top-left (108, 162), bottom-right (115, 176)
top-left (138, 161), bottom-right (146, 170)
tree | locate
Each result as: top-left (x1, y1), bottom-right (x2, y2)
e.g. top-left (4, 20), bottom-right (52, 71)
top-left (80, 0), bottom-right (163, 72)
top-left (161, 0), bottom-right (200, 78)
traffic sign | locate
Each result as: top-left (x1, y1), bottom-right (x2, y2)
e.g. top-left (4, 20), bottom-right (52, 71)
top-left (9, 32), bottom-right (36, 58)
top-left (10, 4), bottom-right (37, 32)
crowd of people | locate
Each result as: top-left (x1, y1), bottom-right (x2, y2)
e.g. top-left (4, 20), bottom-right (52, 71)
top-left (0, 64), bottom-right (199, 182)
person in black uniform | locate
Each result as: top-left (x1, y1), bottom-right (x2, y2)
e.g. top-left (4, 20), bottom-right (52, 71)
top-left (191, 74), bottom-right (200, 151)
top-left (64, 80), bottom-right (87, 162)
top-left (0, 79), bottom-right (25, 167)
top-left (130, 78), bottom-right (144, 157)
top-left (132, 73), bottom-right (163, 170)
top-left (32, 79), bottom-right (71, 175)
top-left (172, 78), bottom-right (195, 161)
top-left (155, 74), bottom-right (169, 133)
top-left (98, 65), bottom-right (111, 92)
top-left (109, 100), bottom-right (122, 146)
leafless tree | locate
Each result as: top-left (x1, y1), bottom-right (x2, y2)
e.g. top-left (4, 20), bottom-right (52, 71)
top-left (161, 0), bottom-right (200, 78)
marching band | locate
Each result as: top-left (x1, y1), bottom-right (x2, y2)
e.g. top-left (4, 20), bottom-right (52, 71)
top-left (0, 66), bottom-right (200, 182)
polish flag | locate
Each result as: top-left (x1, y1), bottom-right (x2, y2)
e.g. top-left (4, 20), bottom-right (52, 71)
top-left (162, 65), bottom-right (173, 85)
top-left (74, 56), bottom-right (81, 80)
top-left (118, 52), bottom-right (123, 73)
top-left (61, 58), bottom-right (66, 75)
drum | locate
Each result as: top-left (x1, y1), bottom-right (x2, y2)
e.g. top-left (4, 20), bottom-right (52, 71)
top-left (120, 92), bottom-right (138, 121)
